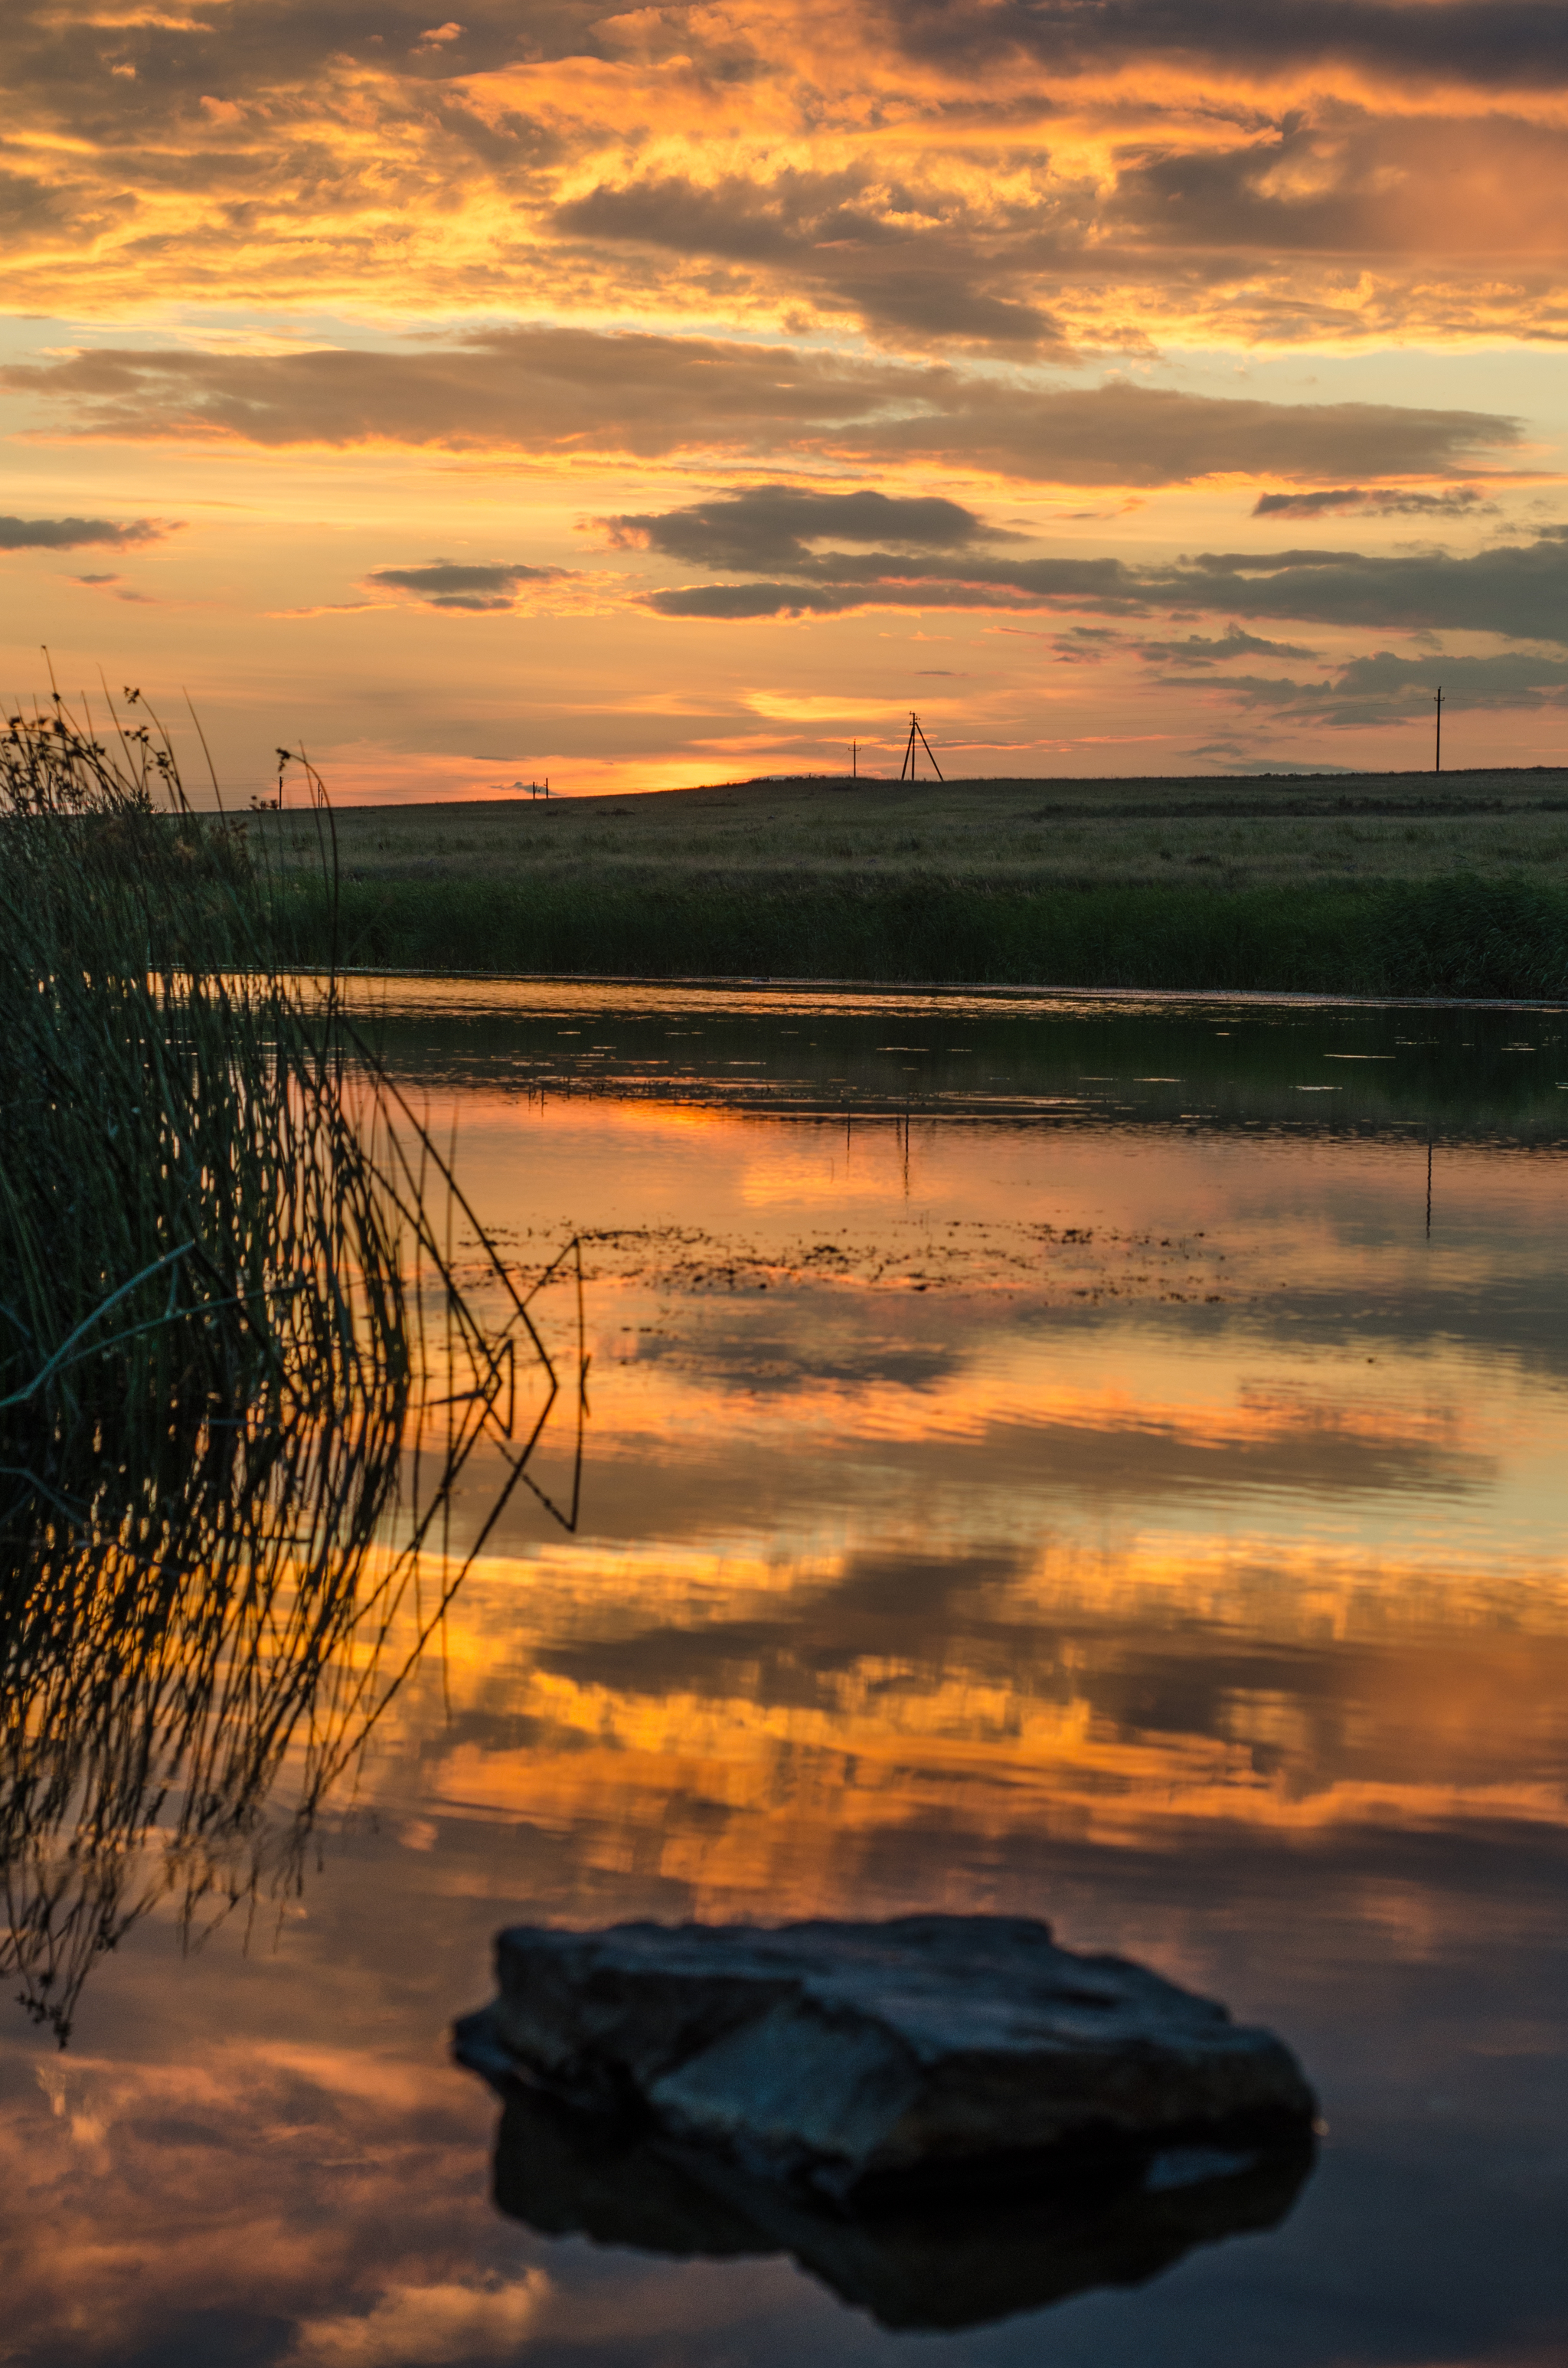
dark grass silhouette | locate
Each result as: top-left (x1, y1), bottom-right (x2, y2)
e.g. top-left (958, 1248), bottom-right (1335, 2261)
top-left (277, 870), bottom-right (1568, 997)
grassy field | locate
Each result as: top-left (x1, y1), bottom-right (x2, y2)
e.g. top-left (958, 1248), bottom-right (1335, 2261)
top-left (258, 767), bottom-right (1568, 996)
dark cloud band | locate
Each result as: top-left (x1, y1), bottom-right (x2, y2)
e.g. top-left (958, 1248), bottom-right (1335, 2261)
top-left (602, 488), bottom-right (1003, 569)
top-left (891, 0), bottom-right (1568, 88)
top-left (1253, 487), bottom-right (1494, 518)
top-left (1210, 648), bottom-right (1568, 726)
top-left (0, 513), bottom-right (168, 549)
top-left (642, 526), bottom-right (1568, 647)
top-left (0, 333), bottom-right (1520, 490)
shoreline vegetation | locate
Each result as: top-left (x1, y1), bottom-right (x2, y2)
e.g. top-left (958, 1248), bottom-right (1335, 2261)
top-left (0, 692), bottom-right (545, 2041)
top-left (260, 767), bottom-right (1568, 999)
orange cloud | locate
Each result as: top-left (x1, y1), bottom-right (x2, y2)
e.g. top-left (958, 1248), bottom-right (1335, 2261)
top-left (7, 0), bottom-right (1568, 782)
top-left (3, 0), bottom-right (1568, 345)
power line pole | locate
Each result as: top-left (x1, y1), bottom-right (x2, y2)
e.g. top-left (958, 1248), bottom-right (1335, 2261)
top-left (851, 739), bottom-right (858, 780)
top-left (1433, 685), bottom-right (1443, 774)
top-left (899, 711), bottom-right (944, 783)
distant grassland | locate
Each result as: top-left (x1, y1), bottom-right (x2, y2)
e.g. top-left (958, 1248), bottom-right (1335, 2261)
top-left (260, 768), bottom-right (1568, 996)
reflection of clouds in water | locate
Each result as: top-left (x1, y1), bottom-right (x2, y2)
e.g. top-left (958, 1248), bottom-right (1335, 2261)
top-left (0, 2029), bottom-right (810, 2366)
top-left (335, 1510), bottom-right (1568, 1936)
top-left (0, 2044), bottom-right (491, 2362)
top-left (566, 1284), bottom-right (1508, 1519)
top-left (6, 999), bottom-right (1568, 2366)
top-left (291, 2274), bottom-right (550, 2366)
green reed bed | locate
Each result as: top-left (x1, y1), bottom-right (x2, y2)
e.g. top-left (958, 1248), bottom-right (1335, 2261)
top-left (275, 869), bottom-right (1568, 999)
top-left (0, 694), bottom-right (410, 1487)
top-left (0, 693), bottom-right (561, 2041)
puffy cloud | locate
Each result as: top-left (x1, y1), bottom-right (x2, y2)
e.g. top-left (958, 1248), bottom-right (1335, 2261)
top-left (0, 513), bottom-right (170, 548)
top-left (1151, 529), bottom-right (1568, 643)
top-left (1214, 648), bottom-right (1568, 727)
top-left (1, 335), bottom-right (1520, 489)
top-left (600, 486), bottom-right (1005, 567)
top-left (364, 560), bottom-right (567, 610)
top-left (1099, 113), bottom-right (1568, 267)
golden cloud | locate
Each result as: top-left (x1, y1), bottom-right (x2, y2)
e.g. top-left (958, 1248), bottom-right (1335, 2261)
top-left (2, 0), bottom-right (1567, 345)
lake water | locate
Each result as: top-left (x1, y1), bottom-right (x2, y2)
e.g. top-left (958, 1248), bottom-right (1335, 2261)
top-left (6, 983), bottom-right (1568, 2366)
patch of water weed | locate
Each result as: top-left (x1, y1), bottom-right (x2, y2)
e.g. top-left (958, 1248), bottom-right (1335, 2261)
top-left (0, 685), bottom-right (579, 2041)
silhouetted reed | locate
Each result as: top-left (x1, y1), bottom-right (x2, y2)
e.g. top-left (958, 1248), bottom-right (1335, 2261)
top-left (0, 685), bottom-right (569, 2040)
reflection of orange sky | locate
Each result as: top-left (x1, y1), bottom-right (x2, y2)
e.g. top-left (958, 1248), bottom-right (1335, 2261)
top-left (438, 1078), bottom-right (1565, 1254)
top-left (416, 1088), bottom-right (1567, 1562)
top-left (8, 1016), bottom-right (1568, 2358)
top-left (554, 1310), bottom-right (1540, 1516)
top-left (325, 1504), bottom-right (1568, 1929)
top-left (353, 1053), bottom-right (1568, 1915)
top-left (2, 2043), bottom-right (559, 2364)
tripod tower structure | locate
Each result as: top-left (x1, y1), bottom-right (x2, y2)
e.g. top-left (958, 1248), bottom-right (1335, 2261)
top-left (899, 711), bottom-right (943, 783)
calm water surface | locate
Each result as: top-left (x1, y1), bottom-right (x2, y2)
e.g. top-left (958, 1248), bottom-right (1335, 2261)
top-left (7, 986), bottom-right (1568, 2365)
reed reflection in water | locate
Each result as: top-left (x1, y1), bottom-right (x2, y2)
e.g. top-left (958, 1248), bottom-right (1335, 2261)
top-left (0, 695), bottom-right (587, 2046)
top-left (0, 1225), bottom-right (588, 2044)
top-left (2, 984), bottom-right (1567, 2368)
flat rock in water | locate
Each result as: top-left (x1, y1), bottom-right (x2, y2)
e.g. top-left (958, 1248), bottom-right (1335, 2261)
top-left (459, 1914), bottom-right (1316, 2208)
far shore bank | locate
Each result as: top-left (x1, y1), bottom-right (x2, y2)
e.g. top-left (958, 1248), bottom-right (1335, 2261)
top-left (258, 767), bottom-right (1568, 999)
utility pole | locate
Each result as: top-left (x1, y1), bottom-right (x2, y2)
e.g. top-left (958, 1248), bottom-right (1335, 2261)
top-left (1433, 685), bottom-right (1443, 774)
top-left (851, 739), bottom-right (858, 780)
top-left (899, 711), bottom-right (944, 783)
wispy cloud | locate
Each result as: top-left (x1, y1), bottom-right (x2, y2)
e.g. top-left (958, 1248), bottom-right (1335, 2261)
top-left (1135, 627), bottom-right (1323, 665)
top-left (1253, 486), bottom-right (1498, 518)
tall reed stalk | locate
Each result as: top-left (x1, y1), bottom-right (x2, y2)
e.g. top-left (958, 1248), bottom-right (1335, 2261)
top-left (0, 685), bottom-right (564, 2041)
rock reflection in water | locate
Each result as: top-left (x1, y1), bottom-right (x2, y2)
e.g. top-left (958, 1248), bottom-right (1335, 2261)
top-left (486, 2078), bottom-right (1315, 2332)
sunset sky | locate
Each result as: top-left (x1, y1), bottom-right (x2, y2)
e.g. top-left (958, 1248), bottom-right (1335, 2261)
top-left (5, 0), bottom-right (1568, 798)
